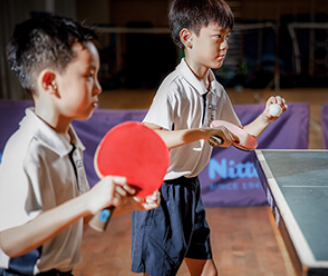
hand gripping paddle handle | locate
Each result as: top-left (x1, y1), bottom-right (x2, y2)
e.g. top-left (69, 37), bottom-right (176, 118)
top-left (208, 136), bottom-right (223, 147)
top-left (89, 207), bottom-right (114, 232)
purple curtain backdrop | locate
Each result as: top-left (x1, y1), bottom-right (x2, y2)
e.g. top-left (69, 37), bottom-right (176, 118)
top-left (321, 104), bottom-right (328, 149)
top-left (0, 100), bottom-right (309, 206)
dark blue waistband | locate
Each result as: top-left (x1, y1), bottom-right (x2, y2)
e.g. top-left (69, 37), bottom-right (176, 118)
top-left (164, 176), bottom-right (199, 185)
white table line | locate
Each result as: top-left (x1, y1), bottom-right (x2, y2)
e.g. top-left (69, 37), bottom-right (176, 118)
top-left (282, 185), bottom-right (328, 188)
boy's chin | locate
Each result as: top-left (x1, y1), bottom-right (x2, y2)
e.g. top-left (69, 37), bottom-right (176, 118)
top-left (77, 110), bottom-right (94, 121)
top-left (211, 62), bottom-right (224, 69)
top-left (208, 59), bottom-right (224, 69)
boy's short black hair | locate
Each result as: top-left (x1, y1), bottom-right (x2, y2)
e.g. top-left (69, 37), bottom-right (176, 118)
top-left (7, 15), bottom-right (98, 94)
top-left (168, 0), bottom-right (234, 49)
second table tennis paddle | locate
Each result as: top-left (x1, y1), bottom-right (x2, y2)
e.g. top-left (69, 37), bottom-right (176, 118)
top-left (209, 120), bottom-right (258, 151)
top-left (88, 121), bottom-right (170, 232)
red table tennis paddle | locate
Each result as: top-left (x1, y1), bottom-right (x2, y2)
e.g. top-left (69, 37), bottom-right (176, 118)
top-left (209, 120), bottom-right (258, 151)
top-left (88, 121), bottom-right (170, 232)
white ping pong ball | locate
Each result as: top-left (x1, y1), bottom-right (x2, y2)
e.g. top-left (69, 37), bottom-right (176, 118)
top-left (269, 104), bottom-right (282, 117)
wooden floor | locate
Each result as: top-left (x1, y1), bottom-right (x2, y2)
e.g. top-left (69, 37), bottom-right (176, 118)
top-left (73, 87), bottom-right (328, 276)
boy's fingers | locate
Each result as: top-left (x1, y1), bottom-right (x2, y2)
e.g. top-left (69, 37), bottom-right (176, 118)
top-left (122, 184), bottom-right (136, 195)
top-left (231, 132), bottom-right (240, 144)
top-left (111, 176), bottom-right (127, 185)
top-left (115, 185), bottom-right (128, 197)
top-left (221, 127), bottom-right (234, 146)
top-left (133, 196), bottom-right (143, 203)
top-left (145, 191), bottom-right (161, 203)
top-left (110, 176), bottom-right (136, 195)
top-left (102, 176), bottom-right (136, 196)
top-left (267, 95), bottom-right (287, 108)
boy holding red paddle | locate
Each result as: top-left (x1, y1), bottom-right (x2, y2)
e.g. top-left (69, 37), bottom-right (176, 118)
top-left (131, 0), bottom-right (287, 275)
top-left (0, 15), bottom-right (160, 276)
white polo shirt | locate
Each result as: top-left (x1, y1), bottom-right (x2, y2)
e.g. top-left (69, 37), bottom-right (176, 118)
top-left (143, 58), bottom-right (241, 180)
top-left (0, 108), bottom-right (89, 274)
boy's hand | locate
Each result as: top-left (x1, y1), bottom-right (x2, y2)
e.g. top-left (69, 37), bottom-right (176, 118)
top-left (112, 190), bottom-right (161, 215)
top-left (132, 191), bottom-right (161, 211)
top-left (86, 176), bottom-right (136, 214)
top-left (206, 126), bottom-right (240, 148)
top-left (263, 96), bottom-right (288, 122)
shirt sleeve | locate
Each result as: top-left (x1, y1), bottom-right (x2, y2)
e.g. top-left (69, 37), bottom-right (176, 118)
top-left (219, 88), bottom-right (241, 127)
top-left (0, 139), bottom-right (42, 232)
top-left (143, 82), bottom-right (177, 131)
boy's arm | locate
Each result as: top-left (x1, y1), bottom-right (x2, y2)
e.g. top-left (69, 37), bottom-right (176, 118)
top-left (243, 96), bottom-right (288, 138)
top-left (242, 114), bottom-right (272, 138)
top-left (0, 176), bottom-right (133, 258)
top-left (143, 122), bottom-right (238, 149)
top-left (145, 95), bottom-right (287, 144)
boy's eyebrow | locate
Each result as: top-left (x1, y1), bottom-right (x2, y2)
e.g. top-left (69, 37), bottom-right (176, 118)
top-left (210, 28), bottom-right (231, 36)
top-left (81, 65), bottom-right (97, 75)
top-left (212, 28), bottom-right (224, 31)
top-left (84, 64), bottom-right (97, 71)
top-left (212, 27), bottom-right (230, 32)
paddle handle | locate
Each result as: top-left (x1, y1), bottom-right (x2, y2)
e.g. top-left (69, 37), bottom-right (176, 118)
top-left (208, 136), bottom-right (223, 147)
top-left (89, 207), bottom-right (114, 232)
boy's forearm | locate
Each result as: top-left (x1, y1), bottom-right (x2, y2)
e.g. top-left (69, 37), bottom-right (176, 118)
top-left (243, 113), bottom-right (271, 138)
top-left (151, 127), bottom-right (207, 149)
top-left (0, 194), bottom-right (92, 258)
top-left (144, 122), bottom-right (210, 148)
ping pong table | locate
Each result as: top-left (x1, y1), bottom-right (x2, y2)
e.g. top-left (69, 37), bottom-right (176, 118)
top-left (254, 150), bottom-right (328, 276)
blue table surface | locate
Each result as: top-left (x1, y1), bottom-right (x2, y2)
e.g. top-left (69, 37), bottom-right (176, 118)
top-left (259, 150), bottom-right (328, 261)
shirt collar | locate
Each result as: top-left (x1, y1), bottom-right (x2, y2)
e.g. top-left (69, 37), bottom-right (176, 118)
top-left (176, 58), bottom-right (219, 96)
top-left (21, 108), bottom-right (85, 157)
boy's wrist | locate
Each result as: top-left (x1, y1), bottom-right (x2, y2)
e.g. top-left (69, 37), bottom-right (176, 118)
top-left (197, 128), bottom-right (214, 143)
top-left (80, 191), bottom-right (101, 215)
top-left (261, 112), bottom-right (272, 124)
top-left (200, 128), bottom-right (210, 140)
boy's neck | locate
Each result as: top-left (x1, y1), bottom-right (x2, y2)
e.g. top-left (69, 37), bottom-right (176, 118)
top-left (184, 58), bottom-right (211, 90)
top-left (34, 102), bottom-right (71, 134)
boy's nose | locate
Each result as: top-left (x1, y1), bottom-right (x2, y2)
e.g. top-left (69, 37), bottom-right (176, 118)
top-left (220, 40), bottom-right (228, 50)
top-left (94, 79), bottom-right (102, 95)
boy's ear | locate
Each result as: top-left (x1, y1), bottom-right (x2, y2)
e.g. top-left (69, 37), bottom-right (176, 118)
top-left (39, 70), bottom-right (58, 95)
top-left (180, 28), bottom-right (193, 49)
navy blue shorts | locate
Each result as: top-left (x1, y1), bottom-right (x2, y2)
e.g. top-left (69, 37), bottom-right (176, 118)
top-left (131, 176), bottom-right (212, 276)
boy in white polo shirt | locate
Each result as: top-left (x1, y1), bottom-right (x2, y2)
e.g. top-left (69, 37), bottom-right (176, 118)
top-left (0, 15), bottom-right (160, 276)
top-left (131, 0), bottom-right (287, 275)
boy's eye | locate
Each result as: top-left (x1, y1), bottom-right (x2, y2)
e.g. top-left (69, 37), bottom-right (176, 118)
top-left (215, 34), bottom-right (230, 40)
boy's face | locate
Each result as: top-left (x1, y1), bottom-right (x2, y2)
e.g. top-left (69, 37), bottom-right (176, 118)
top-left (55, 41), bottom-right (101, 120)
top-left (189, 22), bottom-right (230, 70)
